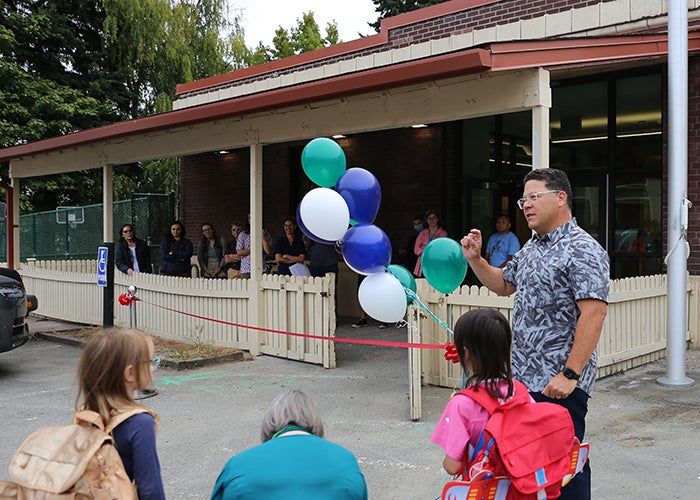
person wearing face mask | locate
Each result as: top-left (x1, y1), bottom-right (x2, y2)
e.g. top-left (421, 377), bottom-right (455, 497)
top-left (401, 215), bottom-right (423, 277)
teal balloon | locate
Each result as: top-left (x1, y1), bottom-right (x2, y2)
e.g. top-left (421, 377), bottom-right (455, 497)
top-left (387, 264), bottom-right (417, 305)
top-left (301, 138), bottom-right (347, 187)
top-left (421, 239), bottom-right (468, 294)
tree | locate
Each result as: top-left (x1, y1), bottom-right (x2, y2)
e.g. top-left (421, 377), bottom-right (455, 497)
top-left (370, 0), bottom-right (449, 31)
top-left (227, 11), bottom-right (339, 67)
top-left (0, 0), bottom-right (232, 210)
top-left (0, 0), bottom-right (117, 212)
top-left (103, 0), bottom-right (231, 118)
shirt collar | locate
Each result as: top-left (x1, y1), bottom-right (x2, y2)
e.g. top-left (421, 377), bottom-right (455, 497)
top-left (533, 218), bottom-right (577, 244)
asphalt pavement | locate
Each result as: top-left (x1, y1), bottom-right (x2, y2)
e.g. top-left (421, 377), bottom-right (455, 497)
top-left (0, 316), bottom-right (698, 499)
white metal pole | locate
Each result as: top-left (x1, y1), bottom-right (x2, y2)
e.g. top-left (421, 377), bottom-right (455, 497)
top-left (658, 0), bottom-right (694, 387)
top-left (128, 285), bottom-right (137, 329)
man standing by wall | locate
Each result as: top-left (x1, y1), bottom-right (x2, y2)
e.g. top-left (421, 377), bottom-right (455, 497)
top-left (460, 168), bottom-right (609, 499)
top-left (485, 214), bottom-right (520, 268)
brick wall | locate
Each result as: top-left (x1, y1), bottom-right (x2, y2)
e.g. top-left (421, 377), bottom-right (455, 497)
top-left (179, 0), bottom-right (620, 98)
top-left (180, 127), bottom-right (450, 264)
top-left (388, 0), bottom-right (612, 48)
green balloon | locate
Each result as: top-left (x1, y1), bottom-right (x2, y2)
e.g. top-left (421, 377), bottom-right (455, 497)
top-left (421, 239), bottom-right (468, 294)
top-left (301, 138), bottom-right (347, 188)
top-left (387, 264), bottom-right (417, 305)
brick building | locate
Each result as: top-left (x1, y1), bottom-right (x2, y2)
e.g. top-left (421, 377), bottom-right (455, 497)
top-left (1, 0), bottom-right (699, 280)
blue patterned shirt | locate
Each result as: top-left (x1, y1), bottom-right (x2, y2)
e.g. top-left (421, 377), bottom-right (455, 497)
top-left (502, 219), bottom-right (609, 395)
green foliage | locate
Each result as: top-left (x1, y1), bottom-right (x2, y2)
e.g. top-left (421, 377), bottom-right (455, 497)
top-left (1, 2), bottom-right (344, 210)
top-left (228, 11), bottom-right (339, 67)
top-left (0, 0), bottom-right (230, 209)
top-left (370, 0), bottom-right (449, 31)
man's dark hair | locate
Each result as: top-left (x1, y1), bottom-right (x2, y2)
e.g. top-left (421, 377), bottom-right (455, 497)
top-left (523, 168), bottom-right (573, 210)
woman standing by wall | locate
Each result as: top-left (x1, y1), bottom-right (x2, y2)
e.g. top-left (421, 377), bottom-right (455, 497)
top-left (274, 217), bottom-right (306, 276)
top-left (197, 223), bottom-right (226, 278)
top-left (115, 224), bottom-right (153, 275)
top-left (414, 209), bottom-right (448, 277)
top-left (159, 220), bottom-right (193, 277)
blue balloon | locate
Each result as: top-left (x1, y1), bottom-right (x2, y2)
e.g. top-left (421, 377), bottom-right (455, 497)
top-left (335, 168), bottom-right (381, 224)
top-left (341, 224), bottom-right (392, 275)
top-left (296, 203), bottom-right (338, 245)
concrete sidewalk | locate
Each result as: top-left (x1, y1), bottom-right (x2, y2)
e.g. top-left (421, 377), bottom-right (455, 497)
top-left (18, 315), bottom-right (700, 498)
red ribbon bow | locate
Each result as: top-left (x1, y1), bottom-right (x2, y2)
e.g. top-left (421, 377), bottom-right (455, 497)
top-left (444, 342), bottom-right (459, 364)
top-left (118, 293), bottom-right (137, 306)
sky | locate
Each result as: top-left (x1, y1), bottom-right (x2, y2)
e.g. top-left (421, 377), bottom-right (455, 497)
top-left (231, 0), bottom-right (379, 48)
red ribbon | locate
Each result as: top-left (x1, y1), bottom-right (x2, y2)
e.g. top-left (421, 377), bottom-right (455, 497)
top-left (122, 295), bottom-right (444, 350)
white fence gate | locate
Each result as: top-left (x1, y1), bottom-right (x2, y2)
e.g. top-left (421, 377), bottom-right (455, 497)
top-left (20, 260), bottom-right (336, 368)
top-left (406, 275), bottom-right (698, 420)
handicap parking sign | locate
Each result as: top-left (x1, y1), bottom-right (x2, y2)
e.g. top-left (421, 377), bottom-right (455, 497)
top-left (97, 246), bottom-right (108, 287)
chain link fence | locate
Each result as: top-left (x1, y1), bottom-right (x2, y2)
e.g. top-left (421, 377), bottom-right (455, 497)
top-left (0, 193), bottom-right (174, 268)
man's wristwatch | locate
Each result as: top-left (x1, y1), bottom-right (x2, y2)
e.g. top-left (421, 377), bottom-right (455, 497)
top-left (562, 367), bottom-right (580, 380)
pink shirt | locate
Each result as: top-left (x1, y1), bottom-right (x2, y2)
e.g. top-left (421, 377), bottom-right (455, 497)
top-left (413, 227), bottom-right (448, 276)
top-left (430, 391), bottom-right (490, 465)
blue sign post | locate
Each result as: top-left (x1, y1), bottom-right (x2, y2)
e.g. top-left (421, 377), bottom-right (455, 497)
top-left (97, 246), bottom-right (108, 287)
top-left (98, 243), bottom-right (115, 327)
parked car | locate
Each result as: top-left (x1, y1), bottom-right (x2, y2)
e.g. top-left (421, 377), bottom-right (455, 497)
top-left (0, 268), bottom-right (38, 353)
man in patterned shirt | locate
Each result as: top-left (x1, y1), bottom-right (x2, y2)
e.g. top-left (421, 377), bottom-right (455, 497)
top-left (460, 168), bottom-right (609, 499)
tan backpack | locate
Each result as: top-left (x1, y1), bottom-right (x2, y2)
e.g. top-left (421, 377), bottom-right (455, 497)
top-left (0, 408), bottom-right (152, 499)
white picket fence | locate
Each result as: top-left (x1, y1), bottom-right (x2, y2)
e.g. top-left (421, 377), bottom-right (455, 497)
top-left (18, 261), bottom-right (698, 419)
top-left (19, 260), bottom-right (336, 368)
top-left (406, 274), bottom-right (698, 419)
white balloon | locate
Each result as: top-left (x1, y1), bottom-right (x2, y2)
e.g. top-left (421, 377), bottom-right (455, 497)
top-left (358, 272), bottom-right (407, 323)
top-left (299, 188), bottom-right (350, 241)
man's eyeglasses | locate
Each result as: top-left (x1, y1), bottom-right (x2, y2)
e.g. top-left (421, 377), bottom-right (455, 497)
top-left (516, 190), bottom-right (560, 209)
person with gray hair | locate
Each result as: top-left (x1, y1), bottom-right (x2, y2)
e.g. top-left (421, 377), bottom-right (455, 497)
top-left (211, 389), bottom-right (367, 499)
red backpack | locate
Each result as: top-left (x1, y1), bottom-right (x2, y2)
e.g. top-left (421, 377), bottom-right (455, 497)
top-left (442, 380), bottom-right (581, 500)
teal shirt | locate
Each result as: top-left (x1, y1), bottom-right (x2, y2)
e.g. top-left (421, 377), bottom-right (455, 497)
top-left (211, 434), bottom-right (368, 500)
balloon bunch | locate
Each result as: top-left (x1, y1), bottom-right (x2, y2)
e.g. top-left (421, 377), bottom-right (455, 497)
top-left (297, 138), bottom-right (417, 323)
top-left (297, 137), bottom-right (469, 326)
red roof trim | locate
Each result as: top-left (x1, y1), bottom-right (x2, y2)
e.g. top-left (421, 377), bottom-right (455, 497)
top-left (0, 49), bottom-right (490, 162)
top-left (175, 33), bottom-right (388, 95)
top-left (490, 32), bottom-right (700, 71)
top-left (176, 0), bottom-right (500, 95)
top-left (4, 31), bottom-right (700, 164)
top-left (380, 0), bottom-right (501, 31)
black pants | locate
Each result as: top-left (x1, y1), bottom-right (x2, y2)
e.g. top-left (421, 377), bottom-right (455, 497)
top-left (531, 387), bottom-right (590, 500)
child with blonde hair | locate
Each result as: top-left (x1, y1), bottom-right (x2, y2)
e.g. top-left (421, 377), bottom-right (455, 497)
top-left (76, 328), bottom-right (165, 499)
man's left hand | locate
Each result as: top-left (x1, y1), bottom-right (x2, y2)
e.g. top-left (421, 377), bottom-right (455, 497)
top-left (542, 373), bottom-right (578, 399)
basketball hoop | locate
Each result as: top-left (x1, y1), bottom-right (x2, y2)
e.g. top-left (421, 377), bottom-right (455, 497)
top-left (56, 206), bottom-right (85, 228)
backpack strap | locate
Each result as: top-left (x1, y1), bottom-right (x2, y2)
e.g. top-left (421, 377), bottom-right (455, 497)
top-left (459, 380), bottom-right (531, 414)
top-left (105, 408), bottom-right (156, 434)
top-left (457, 380), bottom-right (531, 464)
top-left (74, 410), bottom-right (107, 431)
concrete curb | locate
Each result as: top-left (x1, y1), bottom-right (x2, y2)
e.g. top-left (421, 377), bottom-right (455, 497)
top-left (34, 331), bottom-right (85, 348)
top-left (34, 331), bottom-right (247, 370)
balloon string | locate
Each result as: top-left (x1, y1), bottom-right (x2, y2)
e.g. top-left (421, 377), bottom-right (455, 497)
top-left (405, 289), bottom-right (454, 336)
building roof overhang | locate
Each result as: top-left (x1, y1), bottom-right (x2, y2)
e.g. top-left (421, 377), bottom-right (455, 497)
top-left (1, 30), bottom-right (699, 166)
